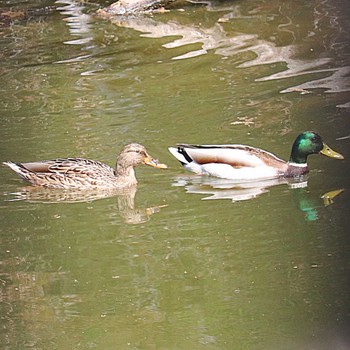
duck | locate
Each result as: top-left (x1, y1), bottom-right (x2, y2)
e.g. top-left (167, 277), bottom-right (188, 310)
top-left (3, 143), bottom-right (167, 189)
top-left (168, 131), bottom-right (344, 181)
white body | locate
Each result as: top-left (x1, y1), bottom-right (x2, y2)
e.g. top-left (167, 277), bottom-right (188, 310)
top-left (168, 145), bottom-right (287, 181)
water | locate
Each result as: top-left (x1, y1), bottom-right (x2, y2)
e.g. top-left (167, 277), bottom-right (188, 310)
top-left (1, 0), bottom-right (350, 349)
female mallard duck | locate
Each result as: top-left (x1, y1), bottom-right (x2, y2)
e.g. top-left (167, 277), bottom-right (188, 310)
top-left (168, 132), bottom-right (343, 181)
top-left (3, 143), bottom-right (167, 189)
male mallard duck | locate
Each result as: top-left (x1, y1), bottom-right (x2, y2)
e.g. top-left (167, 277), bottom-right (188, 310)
top-left (168, 132), bottom-right (343, 181)
top-left (3, 143), bottom-right (167, 189)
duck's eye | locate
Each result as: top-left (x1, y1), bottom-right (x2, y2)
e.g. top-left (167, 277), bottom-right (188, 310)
top-left (127, 149), bottom-right (143, 154)
top-left (311, 136), bottom-right (317, 142)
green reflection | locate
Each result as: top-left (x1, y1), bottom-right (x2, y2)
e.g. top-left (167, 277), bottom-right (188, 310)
top-left (295, 187), bottom-right (345, 222)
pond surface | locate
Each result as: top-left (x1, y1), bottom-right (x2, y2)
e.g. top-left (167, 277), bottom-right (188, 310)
top-left (1, 0), bottom-right (350, 349)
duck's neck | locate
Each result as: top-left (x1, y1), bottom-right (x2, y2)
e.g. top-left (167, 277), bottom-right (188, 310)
top-left (115, 162), bottom-right (137, 185)
top-left (286, 149), bottom-right (308, 177)
top-left (289, 145), bottom-right (308, 164)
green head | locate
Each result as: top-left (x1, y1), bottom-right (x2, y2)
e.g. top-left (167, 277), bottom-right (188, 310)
top-left (289, 131), bottom-right (344, 164)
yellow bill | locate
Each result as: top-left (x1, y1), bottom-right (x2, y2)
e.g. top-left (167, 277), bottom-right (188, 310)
top-left (320, 143), bottom-right (344, 159)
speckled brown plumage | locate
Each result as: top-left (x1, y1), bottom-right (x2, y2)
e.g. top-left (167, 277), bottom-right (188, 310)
top-left (4, 143), bottom-right (167, 190)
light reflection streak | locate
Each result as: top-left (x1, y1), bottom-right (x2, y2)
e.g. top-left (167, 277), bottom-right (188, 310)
top-left (54, 0), bottom-right (349, 104)
top-left (56, 0), bottom-right (93, 37)
top-left (108, 8), bottom-right (349, 101)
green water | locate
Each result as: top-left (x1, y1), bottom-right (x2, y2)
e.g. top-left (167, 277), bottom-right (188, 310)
top-left (1, 0), bottom-right (350, 349)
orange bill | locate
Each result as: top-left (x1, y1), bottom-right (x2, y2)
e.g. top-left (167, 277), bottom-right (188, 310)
top-left (143, 157), bottom-right (167, 169)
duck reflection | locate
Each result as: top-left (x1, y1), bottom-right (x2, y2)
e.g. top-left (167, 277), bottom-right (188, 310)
top-left (172, 174), bottom-right (308, 201)
top-left (6, 186), bottom-right (166, 224)
top-left (297, 187), bottom-right (344, 221)
top-left (171, 175), bottom-right (344, 221)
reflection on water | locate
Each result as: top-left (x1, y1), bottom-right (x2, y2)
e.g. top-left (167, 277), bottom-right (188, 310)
top-left (4, 186), bottom-right (166, 224)
top-left (111, 16), bottom-right (306, 62)
top-left (55, 0), bottom-right (95, 65)
top-left (104, 2), bottom-right (350, 102)
top-left (53, 0), bottom-right (350, 105)
top-left (56, 0), bottom-right (94, 43)
top-left (280, 66), bottom-right (350, 94)
top-left (171, 174), bottom-right (345, 221)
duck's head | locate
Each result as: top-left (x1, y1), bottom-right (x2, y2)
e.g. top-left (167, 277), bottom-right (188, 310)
top-left (289, 131), bottom-right (344, 164)
top-left (117, 143), bottom-right (167, 169)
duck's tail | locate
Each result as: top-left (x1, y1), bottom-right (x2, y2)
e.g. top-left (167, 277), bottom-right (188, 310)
top-left (3, 161), bottom-right (31, 180)
top-left (168, 147), bottom-right (193, 165)
top-left (168, 146), bottom-right (205, 175)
